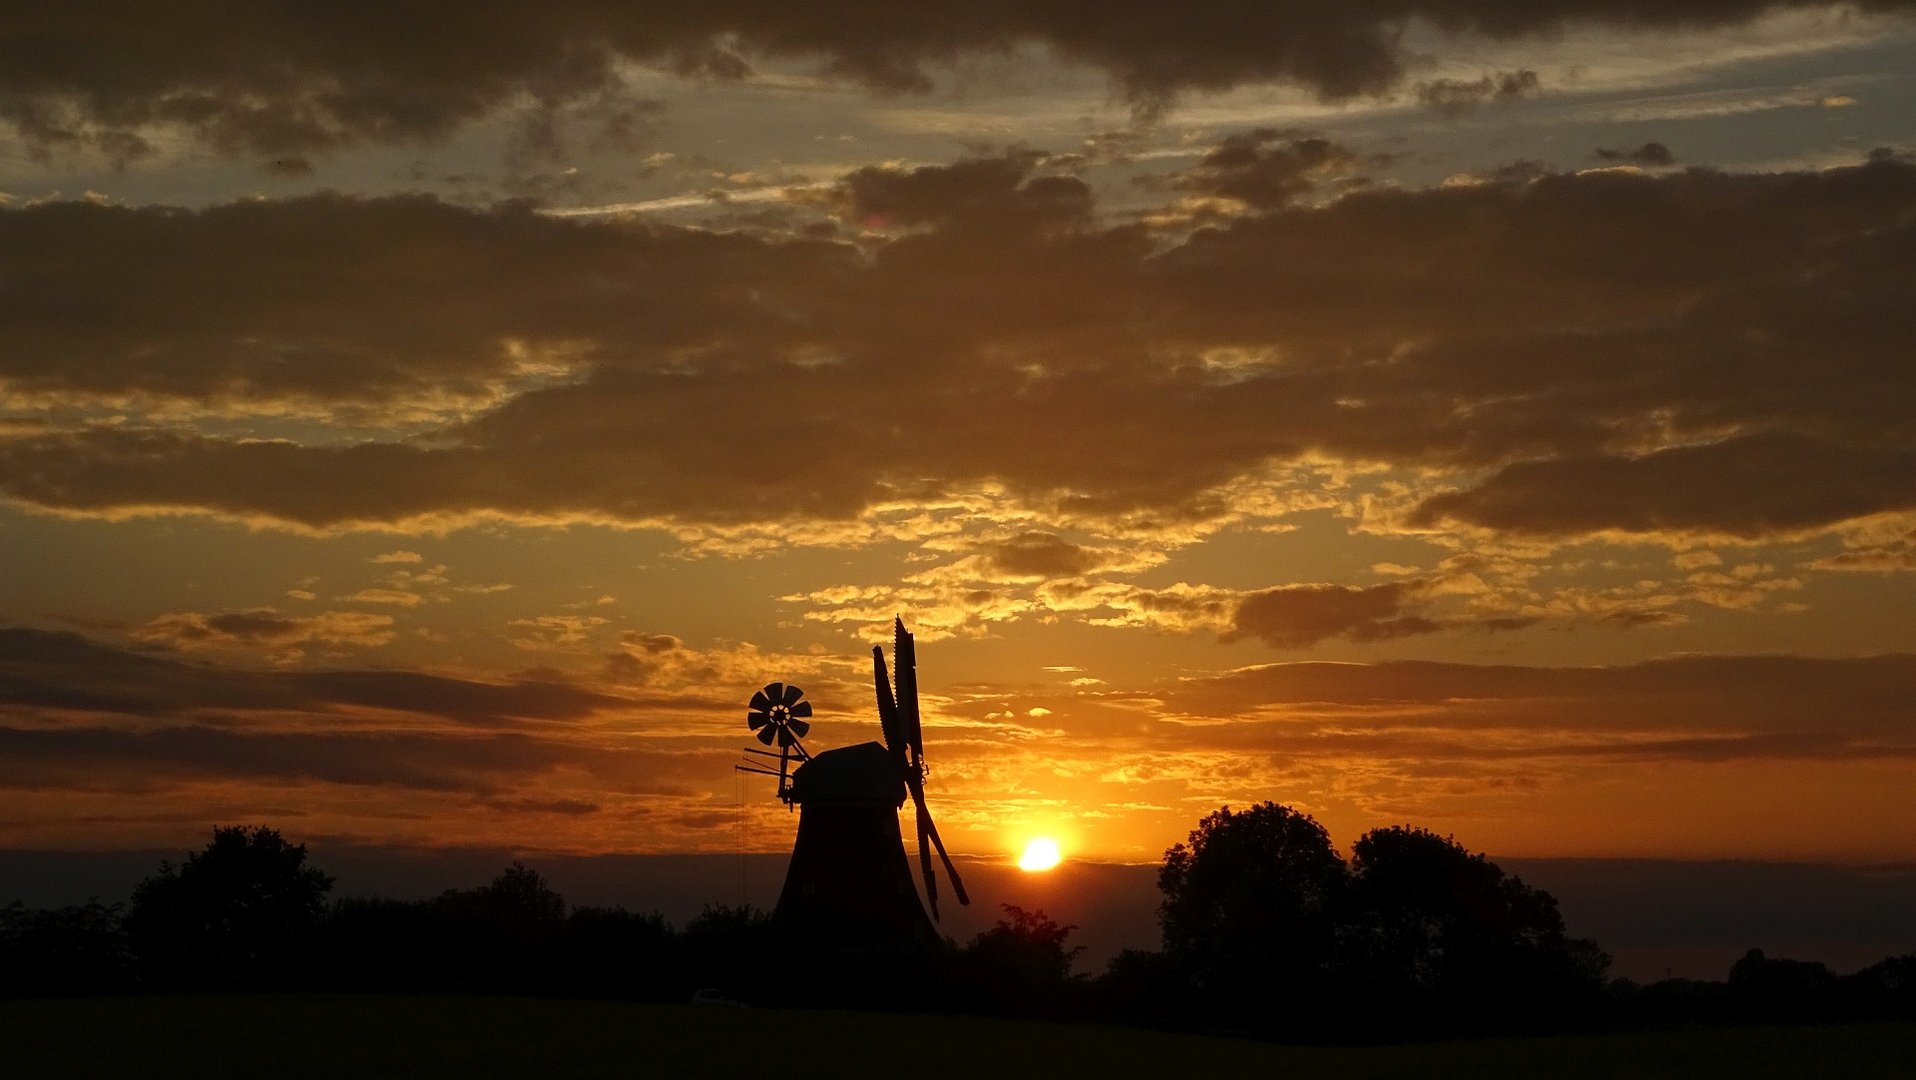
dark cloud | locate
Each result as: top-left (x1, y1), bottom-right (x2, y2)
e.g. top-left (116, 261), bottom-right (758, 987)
top-left (0, 724), bottom-right (583, 794)
top-left (1410, 433), bottom-right (1916, 538)
top-left (482, 797), bottom-right (602, 815)
top-left (1141, 130), bottom-right (1360, 209)
top-left (0, 193), bottom-right (849, 415)
top-left (1596, 141), bottom-right (1675, 165)
top-left (974, 533), bottom-right (1128, 580)
top-left (5, 3), bottom-right (1911, 157)
top-left (135, 608), bottom-right (394, 650)
top-left (834, 152), bottom-right (1092, 231)
top-left (2, 155), bottom-right (1914, 542)
top-left (1416, 69), bottom-right (1541, 113)
top-left (0, 627), bottom-right (630, 725)
top-left (0, 625), bottom-right (737, 809)
top-left (1168, 652), bottom-right (1916, 743)
top-left (1222, 583), bottom-right (1437, 647)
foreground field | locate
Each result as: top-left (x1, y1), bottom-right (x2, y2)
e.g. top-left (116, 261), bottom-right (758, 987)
top-left (5, 996), bottom-right (1912, 1080)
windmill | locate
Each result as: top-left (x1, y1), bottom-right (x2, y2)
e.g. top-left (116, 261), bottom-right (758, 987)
top-left (736, 617), bottom-right (969, 944)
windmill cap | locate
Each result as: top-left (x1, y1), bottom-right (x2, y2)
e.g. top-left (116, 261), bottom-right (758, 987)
top-left (788, 741), bottom-right (906, 807)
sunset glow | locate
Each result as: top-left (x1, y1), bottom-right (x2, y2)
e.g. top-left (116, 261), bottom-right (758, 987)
top-left (1, 6), bottom-right (1915, 880)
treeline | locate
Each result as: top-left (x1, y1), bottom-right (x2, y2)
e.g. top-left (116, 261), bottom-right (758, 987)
top-left (1087, 804), bottom-right (1915, 1038)
top-left (4, 811), bottom-right (1913, 1041)
top-left (0, 826), bottom-right (1080, 1011)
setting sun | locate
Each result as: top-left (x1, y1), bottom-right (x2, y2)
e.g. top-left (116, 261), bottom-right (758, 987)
top-left (1018, 837), bottom-right (1063, 872)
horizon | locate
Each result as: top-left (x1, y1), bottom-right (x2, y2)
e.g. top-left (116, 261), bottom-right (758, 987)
top-left (3, 1), bottom-right (1916, 977)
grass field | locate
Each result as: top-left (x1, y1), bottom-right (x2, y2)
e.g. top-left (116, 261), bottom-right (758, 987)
top-left (4, 996), bottom-right (1912, 1080)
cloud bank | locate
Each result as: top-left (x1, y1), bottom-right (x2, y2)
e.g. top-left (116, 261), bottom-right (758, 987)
top-left (5, 2), bottom-right (1911, 158)
top-left (3, 152), bottom-right (1913, 551)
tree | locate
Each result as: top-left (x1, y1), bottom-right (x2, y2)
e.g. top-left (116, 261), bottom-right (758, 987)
top-left (124, 826), bottom-right (333, 989)
top-left (1157, 802), bottom-right (1347, 1019)
top-left (1345, 826), bottom-right (1608, 1016)
top-left (1729, 947), bottom-right (1836, 1020)
top-left (560, 906), bottom-right (676, 1000)
top-left (955, 905), bottom-right (1084, 1017)
top-left (428, 862), bottom-right (569, 992)
top-left (0, 900), bottom-right (134, 995)
top-left (1091, 947), bottom-right (1189, 1025)
top-left (679, 903), bottom-right (776, 1002)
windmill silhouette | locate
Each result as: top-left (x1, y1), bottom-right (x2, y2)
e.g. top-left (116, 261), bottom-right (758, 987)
top-left (737, 617), bottom-right (969, 945)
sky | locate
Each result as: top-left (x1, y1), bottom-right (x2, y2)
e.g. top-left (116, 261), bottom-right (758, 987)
top-left (3, 3), bottom-right (1916, 875)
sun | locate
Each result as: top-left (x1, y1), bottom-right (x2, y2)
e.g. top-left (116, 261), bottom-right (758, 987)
top-left (1018, 836), bottom-right (1063, 872)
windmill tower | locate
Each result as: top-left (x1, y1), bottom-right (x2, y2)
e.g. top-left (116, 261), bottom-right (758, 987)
top-left (736, 618), bottom-right (969, 946)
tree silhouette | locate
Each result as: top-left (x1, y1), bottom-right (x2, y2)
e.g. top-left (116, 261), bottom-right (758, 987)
top-left (1, 899), bottom-right (133, 995)
top-left (428, 862), bottom-right (569, 992)
top-left (953, 905), bottom-right (1084, 1017)
top-left (1091, 947), bottom-right (1190, 1025)
top-left (680, 903), bottom-right (777, 1002)
top-left (123, 825), bottom-right (333, 990)
top-left (1729, 947), bottom-right (1836, 1020)
top-left (1158, 802), bottom-right (1346, 1021)
top-left (560, 905), bottom-right (677, 1000)
top-left (1344, 825), bottom-right (1609, 1019)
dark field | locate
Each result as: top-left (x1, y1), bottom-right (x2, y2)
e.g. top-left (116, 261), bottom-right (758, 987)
top-left (4, 997), bottom-right (1913, 1080)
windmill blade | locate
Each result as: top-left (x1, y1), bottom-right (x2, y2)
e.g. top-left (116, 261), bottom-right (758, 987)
top-left (788, 717), bottom-right (810, 739)
top-left (906, 773), bottom-right (970, 909)
top-left (762, 682), bottom-right (786, 711)
top-left (789, 700), bottom-right (812, 718)
top-left (775, 724), bottom-right (796, 747)
top-left (746, 711), bottom-right (770, 730)
top-left (920, 805), bottom-right (970, 907)
top-left (749, 687), bottom-right (774, 713)
top-left (872, 647), bottom-right (903, 757)
top-left (916, 800), bottom-right (939, 921)
top-left (755, 725), bottom-right (777, 745)
top-left (893, 619), bottom-right (922, 760)
top-left (780, 684), bottom-right (804, 707)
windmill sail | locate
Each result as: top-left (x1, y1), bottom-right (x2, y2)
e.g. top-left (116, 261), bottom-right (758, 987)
top-left (894, 618), bottom-right (922, 765)
top-left (906, 769), bottom-right (968, 911)
top-left (873, 647), bottom-right (903, 758)
top-left (888, 616), bottom-right (967, 916)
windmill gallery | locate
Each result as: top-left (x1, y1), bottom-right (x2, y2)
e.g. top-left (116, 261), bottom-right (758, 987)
top-left (737, 618), bottom-right (970, 947)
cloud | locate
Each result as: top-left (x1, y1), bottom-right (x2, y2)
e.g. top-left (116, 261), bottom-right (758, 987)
top-left (1410, 433), bottom-right (1916, 539)
top-left (830, 152), bottom-right (1092, 232)
top-left (134, 608), bottom-right (396, 650)
top-left (1595, 141), bottom-right (1675, 166)
top-left (965, 532), bottom-right (1161, 582)
top-left (1164, 652), bottom-right (1916, 746)
top-left (0, 725), bottom-right (593, 795)
top-left (508, 615), bottom-right (611, 651)
top-left (1810, 519), bottom-right (1916, 572)
top-left (1, 155), bottom-right (1914, 553)
top-left (1139, 129), bottom-right (1362, 210)
top-left (1223, 583), bottom-right (1439, 648)
top-left (341, 589), bottom-right (424, 607)
top-left (5, 626), bottom-right (1915, 854)
top-left (1416, 69), bottom-right (1541, 113)
top-left (0, 626), bottom-right (631, 725)
top-left (6, 3), bottom-right (1910, 159)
